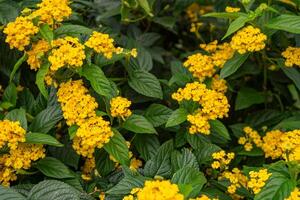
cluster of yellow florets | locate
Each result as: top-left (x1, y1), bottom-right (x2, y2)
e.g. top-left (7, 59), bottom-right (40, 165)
top-left (31, 0), bottom-right (72, 25)
top-left (238, 126), bottom-right (262, 151)
top-left (57, 80), bottom-right (98, 126)
top-left (123, 180), bottom-right (184, 200)
top-left (211, 75), bottom-right (228, 93)
top-left (172, 82), bottom-right (229, 134)
top-left (48, 37), bottom-right (86, 71)
top-left (261, 130), bottom-right (284, 159)
top-left (282, 47), bottom-right (300, 67)
top-left (220, 168), bottom-right (247, 194)
top-left (110, 96), bottom-right (132, 119)
top-left (81, 157), bottom-right (96, 181)
top-left (285, 188), bottom-right (300, 200)
top-left (248, 169), bottom-right (272, 194)
top-left (3, 16), bottom-right (39, 51)
top-left (225, 6), bottom-right (241, 13)
top-left (280, 130), bottom-right (300, 161)
top-left (211, 150), bottom-right (235, 170)
top-left (85, 31), bottom-right (120, 59)
top-left (0, 120), bottom-right (26, 150)
top-left (73, 116), bottom-right (113, 158)
top-left (26, 40), bottom-right (50, 71)
top-left (230, 26), bottom-right (267, 54)
top-left (191, 195), bottom-right (219, 200)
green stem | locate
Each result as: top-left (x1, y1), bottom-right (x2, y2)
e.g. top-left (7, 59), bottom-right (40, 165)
top-left (10, 53), bottom-right (28, 83)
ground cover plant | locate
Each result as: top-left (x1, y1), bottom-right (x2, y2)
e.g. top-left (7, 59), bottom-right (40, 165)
top-left (0, 0), bottom-right (300, 199)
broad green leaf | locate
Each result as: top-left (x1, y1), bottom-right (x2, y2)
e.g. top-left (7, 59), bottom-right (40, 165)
top-left (128, 70), bottom-right (163, 99)
top-left (36, 63), bottom-right (50, 99)
top-left (186, 133), bottom-right (210, 149)
top-left (278, 59), bottom-right (300, 91)
top-left (104, 129), bottom-right (130, 166)
top-left (194, 143), bottom-right (221, 165)
top-left (144, 104), bottom-right (172, 127)
top-left (265, 14), bottom-right (300, 34)
top-left (171, 166), bottom-right (207, 198)
top-left (166, 108), bottom-right (188, 127)
top-left (4, 108), bottom-right (27, 130)
top-left (129, 47), bottom-right (153, 71)
top-left (18, 89), bottom-right (35, 115)
top-left (11, 184), bottom-right (34, 198)
top-left (0, 1), bottom-right (19, 24)
top-left (274, 118), bottom-right (300, 130)
top-left (36, 157), bottom-right (74, 179)
top-left (39, 24), bottom-right (53, 43)
top-left (222, 15), bottom-right (250, 39)
top-left (81, 64), bottom-right (117, 99)
top-left (95, 149), bottom-right (115, 177)
top-left (235, 87), bottom-right (265, 110)
top-left (133, 134), bottom-right (160, 161)
top-left (54, 25), bottom-right (93, 36)
top-left (171, 148), bottom-right (199, 172)
top-left (29, 105), bottom-right (63, 133)
top-left (238, 147), bottom-right (264, 156)
top-left (9, 54), bottom-right (28, 83)
top-left (26, 132), bottom-right (63, 147)
top-left (0, 185), bottom-right (26, 200)
top-left (210, 120), bottom-right (231, 141)
top-left (220, 52), bottom-right (250, 79)
top-left (3, 83), bottom-right (17, 106)
top-left (137, 0), bottom-right (153, 16)
top-left (153, 16), bottom-right (176, 29)
top-left (203, 12), bottom-right (245, 20)
top-left (122, 114), bottom-right (157, 134)
top-left (144, 140), bottom-right (174, 178)
top-left (27, 180), bottom-right (81, 200)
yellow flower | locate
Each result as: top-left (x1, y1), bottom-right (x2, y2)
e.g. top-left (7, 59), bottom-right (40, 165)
top-left (248, 169), bottom-right (271, 194)
top-left (85, 31), bottom-right (118, 59)
top-left (238, 126), bottom-right (262, 151)
top-left (282, 47), bottom-right (300, 67)
top-left (191, 194), bottom-right (219, 200)
top-left (3, 16), bottom-right (39, 51)
top-left (280, 130), bottom-right (300, 161)
top-left (211, 150), bottom-right (235, 170)
top-left (0, 120), bottom-right (26, 150)
top-left (26, 40), bottom-right (50, 71)
top-left (211, 75), bottom-right (228, 93)
top-left (230, 26), bottom-right (267, 54)
top-left (48, 36), bottom-right (86, 71)
top-left (220, 168), bottom-right (248, 195)
top-left (0, 166), bottom-right (17, 187)
top-left (262, 130), bottom-right (284, 159)
top-left (57, 80), bottom-right (98, 126)
top-left (31, 0), bottom-right (72, 25)
top-left (130, 157), bottom-right (143, 171)
top-left (110, 96), bottom-right (132, 119)
top-left (73, 116), bottom-right (113, 158)
top-left (130, 48), bottom-right (138, 58)
top-left (225, 6), bottom-right (241, 13)
top-left (285, 188), bottom-right (300, 200)
top-left (187, 111), bottom-right (211, 135)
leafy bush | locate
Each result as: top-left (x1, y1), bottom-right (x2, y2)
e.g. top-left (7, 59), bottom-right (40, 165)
top-left (0, 0), bottom-right (300, 199)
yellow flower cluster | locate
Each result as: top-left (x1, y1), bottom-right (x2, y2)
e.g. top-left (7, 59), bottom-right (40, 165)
top-left (211, 150), bottom-right (235, 169)
top-left (85, 31), bottom-right (120, 59)
top-left (238, 126), bottom-right (262, 151)
top-left (230, 26), bottom-right (267, 54)
top-left (172, 82), bottom-right (229, 135)
top-left (110, 96), bottom-right (132, 119)
top-left (26, 40), bottom-right (50, 71)
top-left (248, 169), bottom-right (271, 194)
top-left (81, 157), bottom-right (96, 181)
top-left (285, 188), bottom-right (300, 200)
top-left (261, 130), bottom-right (284, 159)
top-left (73, 116), bottom-right (113, 158)
top-left (211, 75), bottom-right (228, 93)
top-left (0, 120), bottom-right (26, 150)
top-left (57, 80), bottom-right (98, 126)
top-left (3, 16), bottom-right (39, 51)
top-left (282, 47), bottom-right (300, 67)
top-left (191, 195), bottom-right (219, 200)
top-left (280, 130), bottom-right (300, 161)
top-left (31, 0), bottom-right (72, 25)
top-left (48, 37), bottom-right (86, 71)
top-left (123, 180), bottom-right (184, 200)
top-left (225, 6), bottom-right (241, 13)
top-left (220, 168), bottom-right (247, 194)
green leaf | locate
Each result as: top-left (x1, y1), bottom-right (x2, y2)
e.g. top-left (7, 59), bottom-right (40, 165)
top-left (254, 172), bottom-right (296, 200)
top-left (128, 70), bottom-right (163, 99)
top-left (144, 140), bottom-right (174, 178)
top-left (238, 147), bottom-right (264, 156)
top-left (166, 108), bottom-right (188, 127)
top-left (39, 24), bottom-right (54, 43)
top-left (220, 52), bottom-right (250, 79)
top-left (210, 120), bottom-right (231, 141)
top-left (3, 83), bottom-right (17, 107)
top-left (137, 0), bottom-right (153, 17)
top-left (27, 180), bottom-right (81, 200)
top-left (0, 185), bottom-right (26, 200)
top-left (54, 25), bottom-right (93, 36)
top-left (171, 166), bottom-right (207, 198)
top-left (133, 134), bottom-right (160, 161)
top-left (265, 14), bottom-right (300, 34)
top-left (129, 47), bottom-right (153, 71)
top-left (203, 12), bottom-right (245, 20)
top-left (194, 143), bottom-right (221, 165)
top-left (35, 157), bottom-right (74, 179)
top-left (95, 149), bottom-right (114, 177)
top-left (0, 1), bottom-right (19, 24)
top-left (18, 89), bottom-right (35, 114)
top-left (153, 16), bottom-right (176, 29)
top-left (186, 133), bottom-right (210, 149)
top-left (29, 105), bottom-right (63, 133)
top-left (4, 108), bottom-right (27, 130)
top-left (171, 148), bottom-right (199, 172)
top-left (278, 59), bottom-right (300, 91)
top-left (9, 54), bottom-right (28, 83)
top-left (144, 104), bottom-right (172, 127)
top-left (81, 64), bottom-right (117, 99)
top-left (235, 87), bottom-right (265, 110)
top-left (68, 125), bottom-right (78, 140)
top-left (36, 63), bottom-right (50, 99)
top-left (26, 132), bottom-right (63, 147)
top-left (222, 15), bottom-right (250, 39)
top-left (122, 114), bottom-right (157, 134)
top-left (104, 129), bottom-right (130, 166)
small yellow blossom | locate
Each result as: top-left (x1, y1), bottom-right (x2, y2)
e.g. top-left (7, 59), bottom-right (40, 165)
top-left (225, 6), bottom-right (241, 13)
top-left (285, 188), bottom-right (300, 200)
top-left (26, 40), bottom-right (50, 71)
top-left (280, 130), bottom-right (300, 161)
top-left (81, 157), bottom-right (95, 181)
top-left (238, 126), bottom-right (262, 151)
top-left (282, 47), bottom-right (300, 67)
top-left (0, 120), bottom-right (26, 150)
top-left (130, 48), bottom-right (138, 58)
top-left (110, 96), bottom-right (132, 119)
top-left (191, 194), bottom-right (219, 200)
top-left (130, 157), bottom-right (143, 171)
top-left (262, 130), bottom-right (284, 159)
top-left (248, 169), bottom-right (271, 194)
top-left (211, 150), bottom-right (235, 170)
top-left (220, 168), bottom-right (247, 194)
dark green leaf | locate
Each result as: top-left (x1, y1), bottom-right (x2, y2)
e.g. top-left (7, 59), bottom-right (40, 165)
top-left (133, 134), bottom-right (160, 161)
top-left (122, 114), bottom-right (157, 134)
top-left (36, 63), bottom-right (50, 99)
top-left (265, 14), bottom-right (300, 34)
top-left (278, 59), bottom-right (300, 91)
top-left (9, 54), bottom-right (28, 83)
top-left (144, 104), bottom-right (172, 127)
top-left (171, 148), bottom-right (198, 172)
top-left (0, 185), bottom-right (26, 200)
top-left (235, 87), bottom-right (265, 110)
top-left (220, 52), bottom-right (250, 79)
top-left (222, 16), bottom-right (250, 39)
top-left (54, 25), bottom-right (93, 36)
top-left (3, 83), bottom-right (17, 106)
top-left (39, 24), bottom-right (53, 42)
top-left (4, 108), bottom-right (27, 130)
top-left (210, 120), bottom-right (231, 140)
top-left (26, 132), bottom-right (63, 147)
top-left (166, 108), bottom-right (188, 127)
